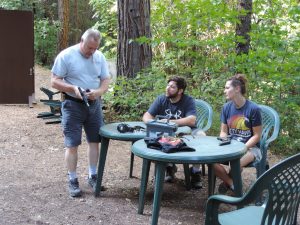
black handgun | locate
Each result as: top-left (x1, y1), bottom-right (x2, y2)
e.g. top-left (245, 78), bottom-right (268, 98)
top-left (78, 87), bottom-right (90, 107)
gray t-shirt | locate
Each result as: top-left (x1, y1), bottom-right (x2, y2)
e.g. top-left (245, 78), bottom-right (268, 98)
top-left (51, 44), bottom-right (109, 97)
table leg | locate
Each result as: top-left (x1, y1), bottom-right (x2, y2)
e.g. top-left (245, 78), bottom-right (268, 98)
top-left (129, 141), bottom-right (136, 178)
top-left (95, 137), bottom-right (110, 197)
top-left (207, 164), bottom-right (215, 196)
top-left (138, 159), bottom-right (151, 214)
top-left (183, 164), bottom-right (191, 190)
top-left (230, 159), bottom-right (243, 197)
top-left (151, 162), bottom-right (166, 225)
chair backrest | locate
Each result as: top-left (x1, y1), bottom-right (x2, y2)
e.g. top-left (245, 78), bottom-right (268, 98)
top-left (247, 153), bottom-right (300, 225)
top-left (259, 105), bottom-right (280, 153)
top-left (194, 99), bottom-right (213, 132)
top-left (250, 105), bottom-right (280, 175)
top-left (40, 87), bottom-right (60, 100)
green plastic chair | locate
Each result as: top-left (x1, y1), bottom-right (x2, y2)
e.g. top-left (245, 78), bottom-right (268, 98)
top-left (193, 99), bottom-right (213, 134)
top-left (184, 99), bottom-right (213, 178)
top-left (205, 152), bottom-right (300, 225)
top-left (247, 105), bottom-right (280, 178)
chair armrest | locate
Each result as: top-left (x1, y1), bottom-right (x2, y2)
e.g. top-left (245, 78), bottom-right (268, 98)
top-left (208, 194), bottom-right (242, 204)
top-left (205, 190), bottom-right (261, 225)
top-left (205, 195), bottom-right (244, 225)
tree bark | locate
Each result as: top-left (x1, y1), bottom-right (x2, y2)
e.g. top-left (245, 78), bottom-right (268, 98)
top-left (58, 0), bottom-right (69, 51)
top-left (117, 0), bottom-right (152, 77)
top-left (236, 0), bottom-right (252, 55)
top-left (73, 0), bottom-right (79, 42)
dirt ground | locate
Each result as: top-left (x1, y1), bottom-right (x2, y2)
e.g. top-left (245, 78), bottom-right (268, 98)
top-left (0, 65), bottom-right (298, 225)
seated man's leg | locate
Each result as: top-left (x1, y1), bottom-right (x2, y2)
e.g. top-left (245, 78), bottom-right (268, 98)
top-left (165, 163), bottom-right (177, 183)
top-left (190, 164), bottom-right (202, 189)
top-left (190, 129), bottom-right (205, 188)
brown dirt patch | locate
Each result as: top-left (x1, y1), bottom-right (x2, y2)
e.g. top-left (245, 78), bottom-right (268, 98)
top-left (0, 65), bottom-right (297, 225)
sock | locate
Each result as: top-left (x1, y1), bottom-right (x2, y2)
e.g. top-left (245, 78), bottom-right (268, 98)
top-left (68, 171), bottom-right (77, 180)
top-left (192, 167), bottom-right (200, 173)
top-left (230, 184), bottom-right (234, 191)
top-left (89, 165), bottom-right (97, 178)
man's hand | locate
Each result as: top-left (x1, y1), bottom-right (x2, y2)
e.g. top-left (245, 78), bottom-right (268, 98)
top-left (86, 89), bottom-right (99, 101)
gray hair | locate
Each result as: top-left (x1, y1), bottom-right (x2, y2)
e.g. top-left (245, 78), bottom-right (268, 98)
top-left (81, 28), bottom-right (101, 44)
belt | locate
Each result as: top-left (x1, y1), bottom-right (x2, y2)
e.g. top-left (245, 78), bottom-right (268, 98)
top-left (63, 93), bottom-right (95, 105)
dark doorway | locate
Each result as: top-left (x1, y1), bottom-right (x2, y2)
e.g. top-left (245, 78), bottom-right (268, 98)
top-left (0, 9), bottom-right (34, 105)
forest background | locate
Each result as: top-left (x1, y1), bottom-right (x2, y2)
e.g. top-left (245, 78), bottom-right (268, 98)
top-left (0, 0), bottom-right (299, 156)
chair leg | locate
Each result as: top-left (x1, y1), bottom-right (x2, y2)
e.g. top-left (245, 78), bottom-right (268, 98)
top-left (129, 152), bottom-right (134, 178)
top-left (202, 164), bottom-right (206, 176)
top-left (129, 141), bottom-right (136, 178)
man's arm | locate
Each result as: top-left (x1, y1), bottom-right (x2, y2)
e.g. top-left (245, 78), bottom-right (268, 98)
top-left (51, 73), bottom-right (82, 98)
top-left (169, 115), bottom-right (196, 127)
top-left (143, 112), bottom-right (155, 123)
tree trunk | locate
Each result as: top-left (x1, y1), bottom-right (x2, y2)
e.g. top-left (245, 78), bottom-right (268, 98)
top-left (73, 0), bottom-right (79, 42)
top-left (117, 0), bottom-right (152, 77)
top-left (236, 0), bottom-right (252, 55)
top-left (58, 0), bottom-right (69, 51)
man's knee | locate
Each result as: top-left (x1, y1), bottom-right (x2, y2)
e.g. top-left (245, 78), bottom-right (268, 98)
top-left (66, 146), bottom-right (78, 154)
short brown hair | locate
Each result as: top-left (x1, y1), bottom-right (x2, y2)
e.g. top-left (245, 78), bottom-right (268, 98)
top-left (167, 76), bottom-right (187, 92)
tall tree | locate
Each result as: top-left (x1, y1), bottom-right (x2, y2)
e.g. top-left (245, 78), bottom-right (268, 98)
top-left (117, 0), bottom-right (152, 77)
top-left (236, 0), bottom-right (252, 55)
top-left (58, 0), bottom-right (69, 51)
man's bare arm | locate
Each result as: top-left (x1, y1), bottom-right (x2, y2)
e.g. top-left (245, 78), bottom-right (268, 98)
top-left (51, 73), bottom-right (81, 98)
top-left (169, 115), bottom-right (196, 127)
top-left (142, 112), bottom-right (155, 123)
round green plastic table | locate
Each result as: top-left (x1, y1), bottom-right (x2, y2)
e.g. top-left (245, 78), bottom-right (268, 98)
top-left (132, 135), bottom-right (246, 225)
top-left (94, 121), bottom-right (191, 197)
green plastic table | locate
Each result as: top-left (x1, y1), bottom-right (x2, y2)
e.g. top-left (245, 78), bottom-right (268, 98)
top-left (94, 121), bottom-right (191, 197)
top-left (132, 135), bottom-right (246, 225)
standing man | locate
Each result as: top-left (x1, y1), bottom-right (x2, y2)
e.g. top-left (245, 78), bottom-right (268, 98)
top-left (51, 28), bottom-right (110, 197)
top-left (143, 76), bottom-right (202, 189)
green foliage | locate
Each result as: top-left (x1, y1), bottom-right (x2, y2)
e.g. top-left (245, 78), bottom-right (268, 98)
top-left (0, 0), bottom-right (31, 10)
top-left (34, 19), bottom-right (60, 66)
top-left (103, 67), bottom-right (167, 122)
top-left (2, 0), bottom-right (299, 155)
top-left (89, 0), bottom-right (117, 58)
top-left (107, 0), bottom-right (299, 155)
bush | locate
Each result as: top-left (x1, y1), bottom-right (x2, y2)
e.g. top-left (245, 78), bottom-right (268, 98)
top-left (34, 19), bottom-right (60, 66)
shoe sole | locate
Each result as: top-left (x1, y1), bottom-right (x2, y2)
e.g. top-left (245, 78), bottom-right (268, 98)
top-left (88, 181), bottom-right (106, 191)
top-left (69, 190), bottom-right (82, 197)
top-left (191, 184), bottom-right (203, 189)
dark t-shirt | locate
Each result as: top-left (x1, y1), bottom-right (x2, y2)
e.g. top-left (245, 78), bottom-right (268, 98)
top-left (220, 100), bottom-right (262, 144)
top-left (148, 94), bottom-right (197, 127)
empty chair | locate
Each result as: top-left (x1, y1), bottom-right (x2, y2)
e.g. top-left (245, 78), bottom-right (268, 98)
top-left (205, 152), bottom-right (300, 225)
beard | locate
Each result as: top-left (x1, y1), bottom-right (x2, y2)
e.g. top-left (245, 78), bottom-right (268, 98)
top-left (166, 90), bottom-right (179, 99)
